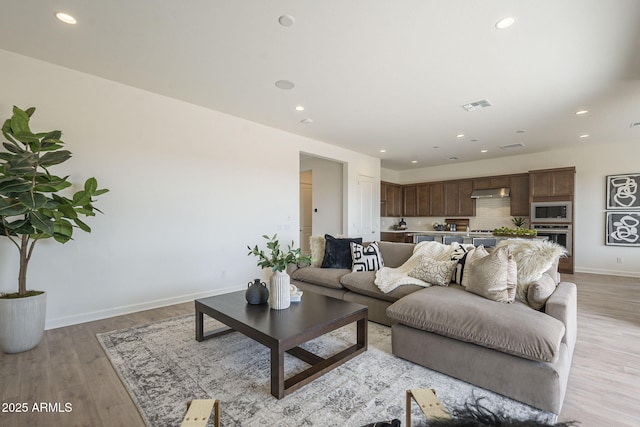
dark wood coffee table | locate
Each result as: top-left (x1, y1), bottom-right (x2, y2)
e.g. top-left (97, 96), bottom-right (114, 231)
top-left (195, 290), bottom-right (368, 399)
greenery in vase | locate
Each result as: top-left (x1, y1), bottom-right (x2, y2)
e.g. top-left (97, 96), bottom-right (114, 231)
top-left (0, 106), bottom-right (108, 298)
top-left (247, 234), bottom-right (311, 272)
top-left (492, 227), bottom-right (537, 237)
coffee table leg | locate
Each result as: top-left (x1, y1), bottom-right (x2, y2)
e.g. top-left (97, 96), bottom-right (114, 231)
top-left (196, 307), bottom-right (204, 342)
top-left (357, 316), bottom-right (368, 350)
top-left (271, 346), bottom-right (285, 399)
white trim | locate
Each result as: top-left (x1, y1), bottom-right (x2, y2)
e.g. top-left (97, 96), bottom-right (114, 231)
top-left (44, 285), bottom-right (244, 330)
top-left (574, 267), bottom-right (640, 278)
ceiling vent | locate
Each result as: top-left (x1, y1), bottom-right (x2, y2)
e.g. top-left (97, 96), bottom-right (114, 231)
top-left (462, 99), bottom-right (492, 112)
top-left (499, 142), bottom-right (525, 150)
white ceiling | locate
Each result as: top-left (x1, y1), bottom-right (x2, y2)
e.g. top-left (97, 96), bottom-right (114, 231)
top-left (1, 1), bottom-right (639, 170)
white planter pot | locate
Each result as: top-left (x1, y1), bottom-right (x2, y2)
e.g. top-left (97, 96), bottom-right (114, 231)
top-left (0, 291), bottom-right (47, 354)
top-left (269, 271), bottom-right (291, 310)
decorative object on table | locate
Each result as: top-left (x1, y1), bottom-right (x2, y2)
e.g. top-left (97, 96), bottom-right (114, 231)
top-left (511, 217), bottom-right (527, 228)
top-left (605, 173), bottom-right (640, 246)
top-left (492, 227), bottom-right (537, 237)
top-left (247, 234), bottom-right (311, 309)
top-left (0, 106), bottom-right (108, 354)
top-left (290, 284), bottom-right (303, 302)
top-left (398, 218), bottom-right (407, 229)
top-left (245, 279), bottom-right (269, 304)
top-left (432, 221), bottom-right (447, 231)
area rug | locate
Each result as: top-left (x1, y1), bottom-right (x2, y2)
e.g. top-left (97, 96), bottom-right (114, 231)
top-left (97, 315), bottom-right (556, 426)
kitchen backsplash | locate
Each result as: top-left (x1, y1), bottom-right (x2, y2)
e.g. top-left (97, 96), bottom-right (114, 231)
top-left (381, 197), bottom-right (526, 231)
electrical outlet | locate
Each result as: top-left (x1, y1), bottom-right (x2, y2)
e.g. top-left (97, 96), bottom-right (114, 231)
top-left (617, 257), bottom-right (623, 264)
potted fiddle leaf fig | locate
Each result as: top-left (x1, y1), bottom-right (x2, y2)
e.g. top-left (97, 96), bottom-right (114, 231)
top-left (0, 106), bottom-right (108, 353)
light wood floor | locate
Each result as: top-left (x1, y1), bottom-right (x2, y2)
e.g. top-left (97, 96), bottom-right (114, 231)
top-left (1, 272), bottom-right (638, 426)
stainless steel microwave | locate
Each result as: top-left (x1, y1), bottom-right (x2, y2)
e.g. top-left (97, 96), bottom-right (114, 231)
top-left (530, 201), bottom-right (572, 223)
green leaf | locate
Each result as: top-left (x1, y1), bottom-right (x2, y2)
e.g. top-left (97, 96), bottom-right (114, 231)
top-left (10, 106), bottom-right (31, 134)
top-left (0, 197), bottom-right (28, 215)
top-left (18, 192), bottom-right (48, 209)
top-left (84, 177), bottom-right (98, 194)
top-left (29, 211), bottom-right (55, 235)
top-left (74, 218), bottom-right (91, 233)
top-left (58, 203), bottom-right (78, 219)
top-left (12, 131), bottom-right (40, 145)
top-left (0, 177), bottom-right (32, 194)
top-left (41, 130), bottom-right (62, 143)
top-left (54, 219), bottom-right (73, 237)
top-left (39, 150), bottom-right (71, 167)
top-left (72, 190), bottom-right (91, 206)
top-left (24, 107), bottom-right (36, 118)
top-left (3, 141), bottom-right (24, 153)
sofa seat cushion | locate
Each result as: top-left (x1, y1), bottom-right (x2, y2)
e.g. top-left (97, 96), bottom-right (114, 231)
top-left (386, 285), bottom-right (565, 363)
top-left (340, 271), bottom-right (424, 302)
top-left (290, 266), bottom-right (349, 289)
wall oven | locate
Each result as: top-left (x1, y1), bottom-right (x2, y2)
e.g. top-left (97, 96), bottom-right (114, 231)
top-left (530, 201), bottom-right (572, 223)
top-left (531, 224), bottom-right (572, 256)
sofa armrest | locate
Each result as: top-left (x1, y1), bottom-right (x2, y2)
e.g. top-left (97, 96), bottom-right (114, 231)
top-left (545, 281), bottom-right (577, 355)
top-left (286, 262), bottom-right (309, 275)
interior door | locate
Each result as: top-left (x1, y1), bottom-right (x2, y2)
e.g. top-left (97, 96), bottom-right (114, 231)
top-left (357, 174), bottom-right (375, 240)
top-left (299, 171), bottom-right (313, 254)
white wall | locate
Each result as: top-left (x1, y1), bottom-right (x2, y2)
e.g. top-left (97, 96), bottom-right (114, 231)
top-left (299, 155), bottom-right (344, 236)
top-left (0, 49), bottom-right (380, 328)
top-left (382, 142), bottom-right (640, 277)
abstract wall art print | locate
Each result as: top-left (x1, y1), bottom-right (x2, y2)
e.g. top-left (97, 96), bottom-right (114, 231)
top-left (605, 211), bottom-right (640, 246)
top-left (606, 173), bottom-right (640, 210)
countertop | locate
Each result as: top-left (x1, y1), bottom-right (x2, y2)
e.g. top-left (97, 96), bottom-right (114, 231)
top-left (382, 229), bottom-right (494, 236)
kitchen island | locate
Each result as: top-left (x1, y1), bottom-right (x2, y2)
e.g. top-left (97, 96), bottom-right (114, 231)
top-left (380, 230), bottom-right (545, 245)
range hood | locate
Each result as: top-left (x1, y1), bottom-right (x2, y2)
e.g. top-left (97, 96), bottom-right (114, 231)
top-left (470, 188), bottom-right (511, 199)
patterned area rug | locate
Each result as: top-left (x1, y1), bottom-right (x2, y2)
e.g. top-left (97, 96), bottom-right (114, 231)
top-left (97, 315), bottom-right (555, 426)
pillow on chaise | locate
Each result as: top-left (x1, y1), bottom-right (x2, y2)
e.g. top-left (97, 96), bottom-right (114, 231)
top-left (351, 241), bottom-right (384, 272)
top-left (408, 257), bottom-right (457, 286)
top-left (321, 234), bottom-right (363, 269)
top-left (527, 273), bottom-right (558, 310)
top-left (464, 246), bottom-right (517, 303)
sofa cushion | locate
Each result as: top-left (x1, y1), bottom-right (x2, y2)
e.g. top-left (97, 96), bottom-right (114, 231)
top-left (351, 241), bottom-right (384, 272)
top-left (377, 241), bottom-right (415, 268)
top-left (340, 271), bottom-right (424, 302)
top-left (408, 257), bottom-right (457, 286)
top-left (321, 234), bottom-right (363, 269)
top-left (386, 285), bottom-right (566, 363)
top-left (464, 246), bottom-right (517, 303)
top-left (290, 266), bottom-right (349, 289)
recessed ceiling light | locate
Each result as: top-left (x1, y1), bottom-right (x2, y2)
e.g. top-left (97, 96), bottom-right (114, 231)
top-left (579, 134), bottom-right (590, 138)
top-left (495, 16), bottom-right (516, 29)
top-left (631, 122), bottom-right (640, 128)
top-left (456, 134), bottom-right (464, 138)
top-left (295, 105), bottom-right (304, 111)
top-left (516, 130), bottom-right (526, 134)
top-left (433, 146), bottom-right (440, 149)
top-left (411, 160), bottom-right (418, 164)
top-left (575, 110), bottom-right (588, 115)
top-left (278, 15), bottom-right (295, 27)
top-left (55, 12), bottom-right (77, 24)
top-left (275, 80), bottom-right (295, 90)
top-left (470, 139), bottom-right (478, 142)
top-left (481, 149), bottom-right (488, 153)
top-left (300, 118), bottom-right (313, 125)
top-left (380, 149), bottom-right (387, 153)
top-left (448, 156), bottom-right (459, 161)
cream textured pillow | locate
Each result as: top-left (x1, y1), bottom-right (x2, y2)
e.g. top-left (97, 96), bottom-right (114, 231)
top-left (309, 235), bottom-right (325, 267)
top-left (465, 246), bottom-right (516, 303)
top-left (527, 273), bottom-right (557, 310)
top-left (461, 246), bottom-right (489, 288)
top-left (408, 256), bottom-right (457, 286)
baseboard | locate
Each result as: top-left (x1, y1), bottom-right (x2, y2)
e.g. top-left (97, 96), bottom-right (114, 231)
top-left (573, 267), bottom-right (640, 278)
top-left (45, 285), bottom-right (244, 330)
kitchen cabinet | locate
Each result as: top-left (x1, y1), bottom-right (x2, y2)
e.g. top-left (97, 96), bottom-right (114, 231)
top-left (429, 182), bottom-right (445, 216)
top-left (403, 185), bottom-right (417, 217)
top-left (444, 180), bottom-right (475, 216)
top-left (473, 175), bottom-right (510, 190)
top-left (529, 167), bottom-right (575, 198)
top-left (509, 174), bottom-right (530, 216)
top-left (415, 184), bottom-right (431, 216)
top-left (380, 232), bottom-right (411, 243)
top-left (381, 182), bottom-right (403, 217)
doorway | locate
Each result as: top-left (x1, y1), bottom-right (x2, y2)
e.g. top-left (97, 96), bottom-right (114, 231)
top-left (299, 170), bottom-right (312, 254)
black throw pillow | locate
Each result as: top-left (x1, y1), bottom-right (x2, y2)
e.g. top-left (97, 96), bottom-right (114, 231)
top-left (321, 234), bottom-right (363, 269)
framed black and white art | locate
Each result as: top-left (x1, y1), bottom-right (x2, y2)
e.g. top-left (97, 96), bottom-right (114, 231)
top-left (606, 173), bottom-right (640, 210)
top-left (605, 211), bottom-right (640, 246)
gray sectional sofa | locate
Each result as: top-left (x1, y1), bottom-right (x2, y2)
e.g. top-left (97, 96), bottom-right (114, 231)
top-left (288, 240), bottom-right (577, 414)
